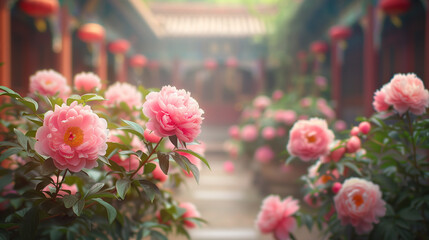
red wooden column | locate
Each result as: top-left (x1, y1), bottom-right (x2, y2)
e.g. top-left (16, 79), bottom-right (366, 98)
top-left (97, 41), bottom-right (107, 88)
top-left (331, 41), bottom-right (341, 117)
top-left (363, 5), bottom-right (378, 117)
top-left (0, 0), bottom-right (11, 89)
top-left (171, 59), bottom-right (181, 88)
top-left (58, 6), bottom-right (72, 85)
top-left (425, 0), bottom-right (429, 87)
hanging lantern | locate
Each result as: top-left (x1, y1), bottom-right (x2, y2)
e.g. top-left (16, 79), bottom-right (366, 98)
top-left (78, 23), bottom-right (105, 43)
top-left (129, 54), bottom-right (147, 68)
top-left (310, 41), bottom-right (328, 62)
top-left (204, 58), bottom-right (217, 70)
top-left (19, 0), bottom-right (59, 32)
top-left (108, 39), bottom-right (130, 54)
top-left (329, 26), bottom-right (352, 49)
top-left (226, 57), bottom-right (238, 68)
top-left (380, 0), bottom-right (411, 27)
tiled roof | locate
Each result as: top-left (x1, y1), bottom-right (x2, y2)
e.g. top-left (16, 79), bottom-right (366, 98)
top-left (148, 3), bottom-right (275, 38)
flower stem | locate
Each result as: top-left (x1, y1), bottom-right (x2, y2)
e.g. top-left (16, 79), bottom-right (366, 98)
top-left (53, 169), bottom-right (68, 200)
top-left (405, 112), bottom-right (418, 170)
top-left (130, 139), bottom-right (162, 179)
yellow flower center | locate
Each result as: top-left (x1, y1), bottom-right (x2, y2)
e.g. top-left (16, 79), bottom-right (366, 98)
top-left (306, 132), bottom-right (317, 143)
top-left (320, 174), bottom-right (333, 184)
top-left (64, 126), bottom-right (84, 147)
top-left (45, 79), bottom-right (52, 85)
top-left (352, 194), bottom-right (364, 207)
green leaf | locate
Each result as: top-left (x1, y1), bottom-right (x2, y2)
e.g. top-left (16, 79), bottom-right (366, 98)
top-left (63, 195), bottom-right (79, 208)
top-left (93, 198), bottom-right (117, 224)
top-left (399, 207), bottom-right (424, 221)
top-left (40, 158), bottom-right (57, 175)
top-left (14, 128), bottom-right (27, 150)
top-left (0, 86), bottom-right (21, 99)
top-left (143, 162), bottom-right (156, 174)
top-left (21, 97), bottom-right (38, 112)
top-left (138, 180), bottom-right (161, 202)
top-left (66, 95), bottom-right (82, 105)
top-left (19, 207), bottom-right (39, 240)
top-left (116, 179), bottom-right (130, 200)
top-left (175, 149), bottom-right (211, 170)
top-left (343, 162), bottom-right (362, 176)
top-left (122, 119), bottom-right (144, 136)
top-left (98, 156), bottom-right (109, 165)
top-left (150, 231), bottom-right (168, 240)
top-left (171, 153), bottom-right (200, 183)
top-left (157, 152), bottom-right (170, 175)
top-left (85, 183), bottom-right (105, 198)
top-left (285, 155), bottom-right (295, 165)
top-left (168, 135), bottom-right (178, 148)
top-left (0, 147), bottom-right (23, 162)
top-left (72, 199), bottom-right (85, 216)
top-left (81, 94), bottom-right (105, 102)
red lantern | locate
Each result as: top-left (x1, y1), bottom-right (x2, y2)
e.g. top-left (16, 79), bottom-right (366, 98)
top-left (204, 58), bottom-right (217, 70)
top-left (78, 23), bottom-right (105, 43)
top-left (329, 26), bottom-right (352, 41)
top-left (380, 0), bottom-right (411, 15)
top-left (310, 41), bottom-right (328, 55)
top-left (226, 57), bottom-right (238, 68)
top-left (129, 54), bottom-right (147, 68)
top-left (108, 39), bottom-right (130, 54)
top-left (19, 0), bottom-right (59, 18)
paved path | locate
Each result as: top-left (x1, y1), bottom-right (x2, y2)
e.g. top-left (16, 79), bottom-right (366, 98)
top-left (171, 125), bottom-right (320, 240)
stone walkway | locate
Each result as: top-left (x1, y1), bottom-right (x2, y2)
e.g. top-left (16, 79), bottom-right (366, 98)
top-left (170, 125), bottom-right (320, 240)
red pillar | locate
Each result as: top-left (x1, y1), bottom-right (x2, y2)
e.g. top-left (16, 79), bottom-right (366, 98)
top-left (363, 5), bottom-right (378, 117)
top-left (171, 59), bottom-right (181, 88)
top-left (425, 0), bottom-right (429, 87)
top-left (0, 0), bottom-right (11, 89)
top-left (97, 41), bottom-right (107, 88)
top-left (331, 42), bottom-right (341, 117)
top-left (58, 6), bottom-right (72, 85)
top-left (117, 55), bottom-right (127, 83)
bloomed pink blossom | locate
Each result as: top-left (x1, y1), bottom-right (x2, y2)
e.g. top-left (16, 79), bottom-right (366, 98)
top-left (1, 154), bottom-right (25, 170)
top-left (262, 126), bottom-right (276, 140)
top-left (272, 90), bottom-right (284, 101)
top-left (346, 136), bottom-right (361, 153)
top-left (334, 178), bottom-right (386, 234)
top-left (373, 86), bottom-right (390, 112)
top-left (223, 160), bottom-right (235, 173)
top-left (300, 97), bottom-right (311, 108)
top-left (315, 76), bottom-right (327, 88)
top-left (358, 121), bottom-right (371, 135)
top-left (253, 96), bottom-right (271, 110)
top-left (179, 143), bottom-right (205, 177)
top-left (384, 73), bottom-right (429, 115)
top-left (228, 125), bottom-right (240, 140)
top-left (256, 195), bottom-right (299, 239)
top-left (180, 202), bottom-right (201, 228)
top-left (105, 82), bottom-right (143, 109)
top-left (74, 72), bottom-right (102, 92)
top-left (29, 69), bottom-right (70, 99)
top-left (151, 162), bottom-right (168, 182)
top-left (274, 110), bottom-right (297, 125)
top-left (144, 129), bottom-right (162, 143)
top-left (143, 86), bottom-right (204, 143)
top-left (255, 146), bottom-right (274, 163)
top-left (334, 120), bottom-right (347, 131)
top-left (317, 98), bottom-right (335, 119)
top-left (35, 102), bottom-right (108, 172)
top-left (287, 118), bottom-right (334, 162)
top-left (241, 124), bottom-right (258, 142)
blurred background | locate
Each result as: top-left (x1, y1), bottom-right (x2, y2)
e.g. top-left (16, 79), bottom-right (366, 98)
top-left (0, 0), bottom-right (427, 239)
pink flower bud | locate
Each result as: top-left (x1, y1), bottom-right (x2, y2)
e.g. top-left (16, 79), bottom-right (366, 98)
top-left (350, 126), bottom-right (360, 136)
top-left (144, 129), bottom-right (162, 143)
top-left (223, 161), bottom-right (235, 173)
top-left (346, 136), bottom-right (361, 153)
top-left (358, 121), bottom-right (371, 135)
top-left (332, 182), bottom-right (342, 194)
top-left (331, 146), bottom-right (346, 162)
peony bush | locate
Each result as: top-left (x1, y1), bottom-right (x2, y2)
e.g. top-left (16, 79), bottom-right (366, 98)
top-left (0, 70), bottom-right (209, 239)
top-left (255, 72), bottom-right (429, 239)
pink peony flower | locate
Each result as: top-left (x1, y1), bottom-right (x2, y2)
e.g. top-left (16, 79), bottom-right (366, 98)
top-left (358, 121), bottom-right (371, 135)
top-left (272, 90), bottom-right (284, 101)
top-left (255, 146), bottom-right (274, 163)
top-left (315, 76), bottom-right (327, 88)
top-left (300, 97), bottom-right (311, 108)
top-left (262, 126), bottom-right (276, 140)
top-left (29, 69), bottom-right (70, 99)
top-left (253, 96), bottom-right (271, 110)
top-left (373, 86), bottom-right (390, 112)
top-left (334, 178), bottom-right (386, 234)
top-left (334, 120), bottom-right (347, 131)
top-left (241, 124), bottom-right (258, 142)
top-left (383, 73), bottom-right (429, 115)
top-left (150, 162), bottom-right (168, 182)
top-left (274, 110), bottom-right (297, 125)
top-left (35, 102), bottom-right (108, 172)
top-left (143, 86), bottom-right (204, 143)
top-left (228, 125), bottom-right (240, 140)
top-left (74, 72), bottom-right (102, 92)
top-left (223, 160), bottom-right (235, 173)
top-left (287, 118), bottom-right (334, 162)
top-left (105, 82), bottom-right (143, 109)
top-left (256, 195), bottom-right (299, 239)
top-left (317, 98), bottom-right (335, 119)
top-left (346, 136), bottom-right (361, 153)
top-left (144, 129), bottom-right (162, 143)
top-left (179, 202), bottom-right (201, 228)
top-left (1, 154), bottom-right (25, 170)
